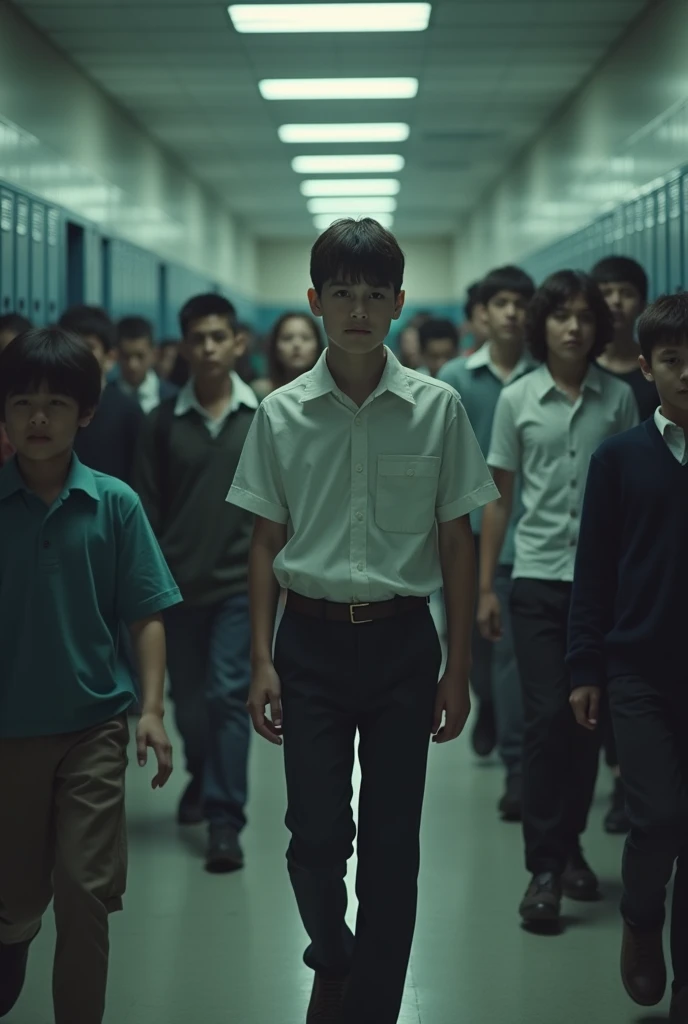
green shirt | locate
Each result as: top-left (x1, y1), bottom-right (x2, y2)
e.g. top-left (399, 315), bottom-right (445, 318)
top-left (0, 454), bottom-right (182, 738)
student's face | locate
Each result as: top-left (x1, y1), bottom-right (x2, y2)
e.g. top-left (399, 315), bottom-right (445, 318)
top-left (424, 338), bottom-right (458, 378)
top-left (118, 337), bottom-right (156, 389)
top-left (641, 341), bottom-right (688, 418)
top-left (308, 279), bottom-right (405, 356)
top-left (275, 317), bottom-right (320, 375)
top-left (470, 307), bottom-right (490, 348)
top-left (181, 315), bottom-right (245, 381)
top-left (485, 290), bottom-right (528, 347)
top-left (598, 281), bottom-right (645, 340)
top-left (157, 344), bottom-right (178, 380)
top-left (3, 381), bottom-right (94, 462)
top-left (545, 293), bottom-right (596, 365)
top-left (80, 333), bottom-right (108, 374)
top-left (0, 329), bottom-right (19, 353)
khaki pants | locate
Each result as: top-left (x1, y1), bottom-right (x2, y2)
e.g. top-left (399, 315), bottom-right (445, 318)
top-left (0, 715), bottom-right (129, 1024)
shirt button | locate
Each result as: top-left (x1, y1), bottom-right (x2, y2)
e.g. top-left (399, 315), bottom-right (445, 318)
top-left (356, 511), bottom-right (363, 521)
top-left (406, 468), bottom-right (415, 477)
top-left (357, 562), bottom-right (364, 572)
top-left (356, 464), bottom-right (363, 473)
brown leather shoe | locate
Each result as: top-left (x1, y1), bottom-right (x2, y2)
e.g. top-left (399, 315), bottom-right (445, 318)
top-left (306, 973), bottom-right (348, 1022)
top-left (562, 846), bottom-right (600, 901)
top-left (670, 987), bottom-right (688, 1023)
top-left (519, 872), bottom-right (562, 925)
top-left (621, 921), bottom-right (666, 1006)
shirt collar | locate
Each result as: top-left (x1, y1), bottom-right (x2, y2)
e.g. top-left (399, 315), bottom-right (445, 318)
top-left (534, 361), bottom-right (605, 401)
top-left (175, 371), bottom-right (258, 418)
top-left (655, 406), bottom-right (682, 435)
top-left (0, 452), bottom-right (100, 503)
top-left (301, 345), bottom-right (416, 406)
top-left (464, 343), bottom-right (535, 381)
top-left (120, 369), bottom-right (159, 400)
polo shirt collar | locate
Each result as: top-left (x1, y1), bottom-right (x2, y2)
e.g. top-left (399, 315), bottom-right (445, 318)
top-left (534, 361), bottom-right (605, 401)
top-left (301, 345), bottom-right (416, 405)
top-left (0, 452), bottom-right (100, 503)
top-left (464, 342), bottom-right (535, 382)
top-left (175, 371), bottom-right (258, 418)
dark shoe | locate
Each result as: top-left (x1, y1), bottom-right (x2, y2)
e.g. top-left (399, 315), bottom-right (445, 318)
top-left (177, 776), bottom-right (204, 826)
top-left (519, 872), bottom-right (562, 925)
top-left (0, 927), bottom-right (39, 1018)
top-left (306, 973), bottom-right (348, 1023)
top-left (621, 921), bottom-right (666, 1006)
top-left (562, 846), bottom-right (600, 901)
top-left (670, 986), bottom-right (688, 1023)
top-left (471, 701), bottom-right (497, 758)
top-left (604, 778), bottom-right (631, 834)
top-left (498, 775), bottom-right (522, 822)
top-left (205, 825), bottom-right (244, 874)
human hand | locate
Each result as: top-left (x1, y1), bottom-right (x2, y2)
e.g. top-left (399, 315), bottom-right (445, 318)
top-left (569, 686), bottom-right (601, 731)
top-left (136, 713), bottom-right (173, 789)
top-left (247, 662), bottom-right (283, 746)
top-left (477, 590), bottom-right (502, 642)
top-left (432, 672), bottom-right (471, 744)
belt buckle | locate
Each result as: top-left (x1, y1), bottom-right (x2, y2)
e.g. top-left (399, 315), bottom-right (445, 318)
top-left (349, 602), bottom-right (372, 624)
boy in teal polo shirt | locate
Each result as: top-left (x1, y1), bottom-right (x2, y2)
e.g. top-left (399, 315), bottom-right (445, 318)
top-left (0, 327), bottom-right (182, 1024)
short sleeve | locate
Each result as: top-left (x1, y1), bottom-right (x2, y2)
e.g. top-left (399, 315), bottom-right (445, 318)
top-left (435, 397), bottom-right (500, 523)
top-left (436, 359), bottom-right (464, 398)
top-left (617, 382), bottom-right (640, 433)
top-left (226, 404), bottom-right (289, 524)
top-left (487, 389), bottom-right (521, 472)
top-left (116, 497), bottom-right (182, 624)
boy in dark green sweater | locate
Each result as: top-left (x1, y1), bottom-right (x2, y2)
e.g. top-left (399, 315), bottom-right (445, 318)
top-left (134, 294), bottom-right (257, 873)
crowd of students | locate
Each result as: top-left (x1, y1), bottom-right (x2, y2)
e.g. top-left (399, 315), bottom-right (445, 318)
top-left (0, 220), bottom-right (686, 1024)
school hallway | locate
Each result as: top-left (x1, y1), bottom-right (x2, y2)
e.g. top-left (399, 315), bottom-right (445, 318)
top-left (13, 708), bottom-right (673, 1024)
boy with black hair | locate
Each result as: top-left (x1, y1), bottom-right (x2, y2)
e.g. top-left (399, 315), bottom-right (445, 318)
top-left (479, 270), bottom-right (638, 929)
top-left (461, 282), bottom-right (490, 354)
top-left (568, 292), bottom-right (688, 1023)
top-left (117, 316), bottom-right (178, 413)
top-left (417, 317), bottom-right (459, 377)
top-left (59, 306), bottom-right (143, 483)
top-left (0, 327), bottom-right (180, 1024)
top-left (439, 265), bottom-right (536, 821)
top-left (228, 217), bottom-right (499, 1024)
top-left (0, 313), bottom-right (32, 353)
top-left (134, 293), bottom-right (257, 873)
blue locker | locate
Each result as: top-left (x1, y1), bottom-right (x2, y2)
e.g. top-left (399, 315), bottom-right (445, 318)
top-left (655, 186), bottom-right (669, 296)
top-left (46, 207), bottom-right (61, 321)
top-left (588, 219), bottom-right (604, 269)
top-left (667, 175), bottom-right (683, 292)
top-left (641, 192), bottom-right (657, 296)
top-left (612, 206), bottom-right (625, 251)
top-left (14, 195), bottom-right (30, 317)
top-left (682, 171), bottom-right (688, 291)
top-left (601, 213), bottom-right (615, 259)
top-left (624, 202), bottom-right (636, 259)
top-left (30, 201), bottom-right (46, 324)
top-left (633, 197), bottom-right (645, 266)
top-left (0, 188), bottom-right (14, 314)
top-left (84, 226), bottom-right (103, 305)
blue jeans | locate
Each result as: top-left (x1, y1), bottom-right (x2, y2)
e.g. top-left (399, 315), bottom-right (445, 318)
top-left (164, 594), bottom-right (251, 832)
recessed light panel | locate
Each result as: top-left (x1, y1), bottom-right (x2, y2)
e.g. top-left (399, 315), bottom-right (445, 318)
top-left (279, 123), bottom-right (410, 144)
top-left (292, 154), bottom-right (405, 174)
top-left (300, 179), bottom-right (400, 197)
top-left (259, 78), bottom-right (418, 101)
top-left (229, 4), bottom-right (431, 34)
top-left (307, 197), bottom-right (397, 214)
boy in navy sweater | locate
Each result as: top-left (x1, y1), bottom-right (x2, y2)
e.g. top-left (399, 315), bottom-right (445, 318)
top-left (568, 293), bottom-right (688, 1024)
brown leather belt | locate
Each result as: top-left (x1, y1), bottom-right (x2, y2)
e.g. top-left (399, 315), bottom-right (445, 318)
top-left (286, 591), bottom-right (429, 625)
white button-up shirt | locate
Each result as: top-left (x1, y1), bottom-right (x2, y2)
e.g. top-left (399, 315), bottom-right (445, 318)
top-left (175, 371), bottom-right (258, 438)
top-left (119, 369), bottom-right (162, 415)
top-left (228, 346), bottom-right (499, 603)
top-left (655, 406), bottom-right (688, 464)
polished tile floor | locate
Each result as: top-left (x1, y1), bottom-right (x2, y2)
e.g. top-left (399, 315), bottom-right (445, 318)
top-left (11, 705), bottom-right (675, 1024)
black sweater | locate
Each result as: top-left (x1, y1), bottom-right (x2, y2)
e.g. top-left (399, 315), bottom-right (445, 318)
top-left (74, 383), bottom-right (144, 484)
top-left (567, 417), bottom-right (688, 690)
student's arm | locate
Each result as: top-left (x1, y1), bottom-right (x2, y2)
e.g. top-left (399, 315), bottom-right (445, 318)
top-left (247, 516), bottom-right (288, 745)
top-left (567, 452), bottom-right (618, 731)
top-left (132, 410), bottom-right (161, 532)
top-left (129, 614), bottom-right (172, 788)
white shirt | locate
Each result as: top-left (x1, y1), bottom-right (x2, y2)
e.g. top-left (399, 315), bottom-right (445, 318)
top-left (175, 371), bottom-right (258, 439)
top-left (227, 346), bottom-right (499, 603)
top-left (654, 407), bottom-right (688, 464)
top-left (119, 369), bottom-right (161, 415)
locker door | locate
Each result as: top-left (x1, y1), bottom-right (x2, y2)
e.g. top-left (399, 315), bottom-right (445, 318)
top-left (623, 202), bottom-right (636, 259)
top-left (30, 201), bottom-right (46, 325)
top-left (655, 186), bottom-right (669, 296)
top-left (633, 197), bottom-right (646, 266)
top-left (84, 226), bottom-right (103, 305)
top-left (667, 176), bottom-right (683, 292)
top-left (46, 207), bottom-right (61, 321)
top-left (0, 188), bottom-right (14, 314)
top-left (601, 213), bottom-right (615, 259)
top-left (642, 192), bottom-right (657, 297)
top-left (14, 196), bottom-right (30, 317)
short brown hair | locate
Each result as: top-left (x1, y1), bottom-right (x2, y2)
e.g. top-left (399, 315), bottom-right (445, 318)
top-left (310, 218), bottom-right (405, 295)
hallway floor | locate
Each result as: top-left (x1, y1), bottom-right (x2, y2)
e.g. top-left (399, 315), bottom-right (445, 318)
top-left (11, 714), bottom-right (673, 1024)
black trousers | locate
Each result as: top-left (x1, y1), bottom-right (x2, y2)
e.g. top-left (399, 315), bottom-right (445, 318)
top-left (510, 579), bottom-right (600, 875)
top-left (274, 604), bottom-right (442, 1024)
top-left (608, 675), bottom-right (688, 989)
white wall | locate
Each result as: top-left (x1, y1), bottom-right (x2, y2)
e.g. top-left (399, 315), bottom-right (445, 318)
top-left (257, 238), bottom-right (456, 308)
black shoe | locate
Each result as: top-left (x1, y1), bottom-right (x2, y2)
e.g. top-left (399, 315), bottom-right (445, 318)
top-left (498, 775), bottom-right (522, 822)
top-left (562, 846), bottom-right (600, 902)
top-left (205, 825), bottom-right (244, 874)
top-left (519, 872), bottom-right (562, 925)
top-left (670, 986), bottom-right (688, 1023)
top-left (621, 920), bottom-right (666, 1006)
top-left (177, 776), bottom-right (204, 826)
top-left (605, 778), bottom-right (631, 834)
top-left (306, 973), bottom-right (348, 1023)
top-left (0, 927), bottom-right (39, 1018)
top-left (471, 701), bottom-right (497, 758)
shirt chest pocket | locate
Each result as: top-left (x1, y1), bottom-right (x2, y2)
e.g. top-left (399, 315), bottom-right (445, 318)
top-left (375, 455), bottom-right (441, 534)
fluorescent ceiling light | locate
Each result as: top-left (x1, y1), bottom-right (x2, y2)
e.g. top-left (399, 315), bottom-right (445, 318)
top-left (292, 154), bottom-right (405, 174)
top-left (300, 179), bottom-right (400, 197)
top-left (313, 213), bottom-right (394, 230)
top-left (279, 122), bottom-right (410, 144)
top-left (307, 196), bottom-right (397, 214)
top-left (229, 4), bottom-right (431, 33)
top-left (259, 78), bottom-right (418, 101)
